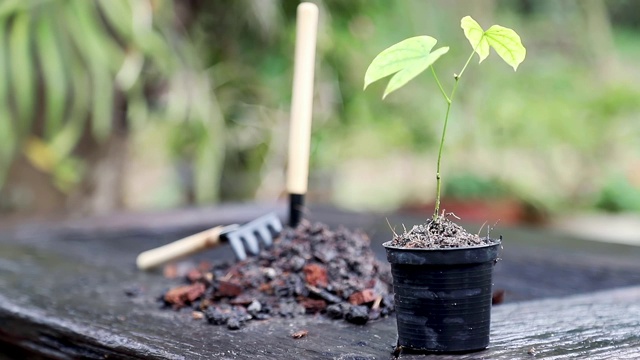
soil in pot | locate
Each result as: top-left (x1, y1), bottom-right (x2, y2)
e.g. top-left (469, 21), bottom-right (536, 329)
top-left (159, 221), bottom-right (394, 329)
top-left (388, 215), bottom-right (496, 248)
top-left (385, 215), bottom-right (501, 354)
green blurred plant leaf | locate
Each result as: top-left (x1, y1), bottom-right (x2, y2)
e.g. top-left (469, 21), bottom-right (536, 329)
top-left (461, 16), bottom-right (526, 71)
top-left (364, 36), bottom-right (449, 99)
top-left (484, 24), bottom-right (526, 71)
top-left (49, 12), bottom-right (90, 158)
top-left (0, 14), bottom-right (15, 189)
top-left (68, 0), bottom-right (117, 141)
top-left (37, 14), bottom-right (67, 140)
top-left (461, 16), bottom-right (489, 63)
top-left (96, 0), bottom-right (132, 39)
top-left (0, 0), bottom-right (25, 18)
top-left (0, 0), bottom-right (222, 201)
top-left (9, 12), bottom-right (34, 136)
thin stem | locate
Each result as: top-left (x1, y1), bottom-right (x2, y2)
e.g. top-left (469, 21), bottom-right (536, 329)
top-left (433, 98), bottom-right (453, 221)
top-left (457, 49), bottom-right (477, 80)
top-left (432, 49), bottom-right (476, 221)
top-left (430, 66), bottom-right (450, 103)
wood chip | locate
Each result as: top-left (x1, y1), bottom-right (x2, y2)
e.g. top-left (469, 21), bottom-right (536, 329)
top-left (192, 311), bottom-right (204, 320)
top-left (217, 280), bottom-right (243, 297)
top-left (291, 330), bottom-right (308, 339)
top-left (164, 283), bottom-right (206, 308)
top-left (492, 289), bottom-right (506, 305)
top-left (300, 298), bottom-right (327, 313)
top-left (348, 289), bottom-right (376, 305)
top-left (163, 263), bottom-right (178, 279)
top-left (187, 269), bottom-right (203, 282)
top-left (303, 264), bottom-right (328, 287)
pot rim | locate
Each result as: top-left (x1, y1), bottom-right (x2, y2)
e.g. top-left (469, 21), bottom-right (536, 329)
top-left (382, 239), bottom-right (501, 252)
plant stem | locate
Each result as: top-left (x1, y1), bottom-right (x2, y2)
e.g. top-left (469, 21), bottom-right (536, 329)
top-left (432, 49), bottom-right (477, 221)
top-left (457, 49), bottom-right (477, 81)
top-left (430, 66), bottom-right (450, 103)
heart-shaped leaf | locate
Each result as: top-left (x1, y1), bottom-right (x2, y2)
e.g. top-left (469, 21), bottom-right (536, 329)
top-left (484, 25), bottom-right (526, 71)
top-left (462, 16), bottom-right (526, 71)
top-left (461, 16), bottom-right (489, 63)
top-left (364, 36), bottom-right (449, 99)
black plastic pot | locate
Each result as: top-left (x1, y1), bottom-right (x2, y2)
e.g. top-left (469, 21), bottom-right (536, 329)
top-left (384, 241), bottom-right (501, 353)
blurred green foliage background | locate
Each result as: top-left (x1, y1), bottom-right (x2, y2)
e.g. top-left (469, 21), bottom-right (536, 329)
top-left (1, 0), bottom-right (639, 219)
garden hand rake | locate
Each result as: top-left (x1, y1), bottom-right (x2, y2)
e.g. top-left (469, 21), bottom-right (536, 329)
top-left (136, 212), bottom-right (282, 270)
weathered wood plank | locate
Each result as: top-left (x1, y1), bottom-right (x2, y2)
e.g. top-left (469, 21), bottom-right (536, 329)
top-left (1, 205), bottom-right (640, 359)
top-left (482, 287), bottom-right (640, 360)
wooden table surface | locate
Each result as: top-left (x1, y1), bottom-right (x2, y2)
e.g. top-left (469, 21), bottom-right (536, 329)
top-left (1, 204), bottom-right (640, 359)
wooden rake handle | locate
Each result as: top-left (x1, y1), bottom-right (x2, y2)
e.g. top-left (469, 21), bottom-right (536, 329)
top-left (287, 2), bottom-right (318, 227)
top-left (136, 226), bottom-right (224, 271)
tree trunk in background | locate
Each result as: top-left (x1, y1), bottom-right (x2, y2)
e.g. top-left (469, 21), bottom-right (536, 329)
top-left (0, 95), bottom-right (130, 217)
top-left (467, 0), bottom-right (496, 25)
top-left (427, 0), bottom-right (496, 25)
top-left (67, 134), bottom-right (128, 215)
top-left (1, 155), bottom-right (66, 216)
top-left (67, 92), bottom-right (129, 216)
top-left (579, 0), bottom-right (619, 79)
top-left (0, 129), bottom-right (130, 218)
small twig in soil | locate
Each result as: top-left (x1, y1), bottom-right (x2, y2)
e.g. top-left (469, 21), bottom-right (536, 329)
top-left (385, 218), bottom-right (398, 237)
top-left (372, 296), bottom-right (382, 310)
top-left (489, 219), bottom-right (502, 238)
top-left (392, 343), bottom-right (403, 359)
top-left (446, 211), bottom-right (460, 220)
top-left (477, 221), bottom-right (488, 236)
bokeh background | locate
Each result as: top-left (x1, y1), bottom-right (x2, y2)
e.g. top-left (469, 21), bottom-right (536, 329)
top-left (1, 0), bottom-right (639, 230)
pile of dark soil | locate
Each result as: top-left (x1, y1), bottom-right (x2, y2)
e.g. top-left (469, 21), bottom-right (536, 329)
top-left (162, 221), bottom-right (394, 330)
top-left (388, 216), bottom-right (497, 249)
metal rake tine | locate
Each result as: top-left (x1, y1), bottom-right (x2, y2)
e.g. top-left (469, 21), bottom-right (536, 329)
top-left (242, 232), bottom-right (261, 256)
top-left (256, 226), bottom-right (273, 248)
top-left (226, 232), bottom-right (248, 261)
top-left (267, 214), bottom-right (283, 236)
top-left (223, 212), bottom-right (283, 261)
top-left (244, 212), bottom-right (282, 248)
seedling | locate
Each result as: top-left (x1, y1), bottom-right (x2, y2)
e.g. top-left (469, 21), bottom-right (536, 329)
top-left (364, 16), bottom-right (526, 221)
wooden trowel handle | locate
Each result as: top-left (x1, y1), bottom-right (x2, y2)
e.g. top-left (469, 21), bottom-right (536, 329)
top-left (287, 2), bottom-right (318, 227)
top-left (136, 226), bottom-right (224, 270)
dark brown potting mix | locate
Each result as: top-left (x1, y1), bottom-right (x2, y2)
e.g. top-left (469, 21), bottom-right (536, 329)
top-left (161, 221), bottom-right (394, 329)
top-left (388, 216), bottom-right (498, 249)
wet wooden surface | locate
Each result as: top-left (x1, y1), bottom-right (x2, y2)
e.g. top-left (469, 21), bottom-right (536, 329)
top-left (1, 204), bottom-right (640, 359)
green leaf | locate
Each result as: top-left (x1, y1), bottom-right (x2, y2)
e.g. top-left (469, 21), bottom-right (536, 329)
top-left (484, 24), bottom-right (526, 71)
top-left (0, 16), bottom-right (15, 160)
top-left (365, 36), bottom-right (437, 89)
top-left (383, 46), bottom-right (449, 99)
top-left (96, 0), bottom-right (133, 39)
top-left (461, 16), bottom-right (489, 63)
top-left (9, 12), bottom-right (34, 137)
top-left (364, 36), bottom-right (449, 99)
top-left (0, 0), bottom-right (25, 19)
top-left (49, 10), bottom-right (91, 158)
top-left (90, 67), bottom-right (114, 141)
top-left (49, 61), bottom-right (88, 158)
top-left (67, 0), bottom-right (118, 141)
top-left (37, 13), bottom-right (68, 140)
